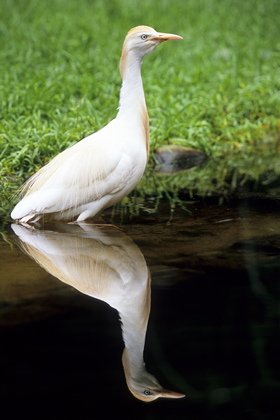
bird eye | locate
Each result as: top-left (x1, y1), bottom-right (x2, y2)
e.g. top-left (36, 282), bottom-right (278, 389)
top-left (141, 34), bottom-right (148, 40)
top-left (144, 390), bottom-right (152, 396)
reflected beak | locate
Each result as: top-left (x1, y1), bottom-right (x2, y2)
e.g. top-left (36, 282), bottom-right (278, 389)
top-left (155, 32), bottom-right (183, 42)
top-left (160, 389), bottom-right (185, 399)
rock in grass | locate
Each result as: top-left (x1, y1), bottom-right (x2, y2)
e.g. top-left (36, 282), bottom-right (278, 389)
top-left (154, 145), bottom-right (207, 175)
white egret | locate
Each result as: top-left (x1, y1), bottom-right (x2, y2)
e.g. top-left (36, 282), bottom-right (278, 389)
top-left (11, 26), bottom-right (182, 224)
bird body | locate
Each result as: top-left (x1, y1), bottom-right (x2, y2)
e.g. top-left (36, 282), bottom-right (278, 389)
top-left (12, 118), bottom-right (148, 222)
top-left (11, 26), bottom-right (182, 224)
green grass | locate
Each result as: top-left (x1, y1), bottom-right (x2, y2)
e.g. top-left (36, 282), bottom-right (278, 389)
top-left (1, 0), bottom-right (280, 222)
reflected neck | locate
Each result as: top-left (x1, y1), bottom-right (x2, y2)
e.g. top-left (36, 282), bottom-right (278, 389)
top-left (119, 273), bottom-right (150, 374)
top-left (120, 307), bottom-right (148, 370)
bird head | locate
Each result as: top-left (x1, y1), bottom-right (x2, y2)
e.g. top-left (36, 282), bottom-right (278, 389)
top-left (124, 25), bottom-right (183, 56)
top-left (120, 26), bottom-right (183, 78)
top-left (122, 348), bottom-right (185, 402)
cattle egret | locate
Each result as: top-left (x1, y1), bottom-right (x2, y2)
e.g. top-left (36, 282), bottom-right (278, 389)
top-left (11, 26), bottom-right (182, 224)
top-left (12, 223), bottom-right (185, 401)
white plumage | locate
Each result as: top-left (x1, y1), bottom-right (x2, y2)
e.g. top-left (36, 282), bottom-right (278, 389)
top-left (11, 26), bottom-right (182, 224)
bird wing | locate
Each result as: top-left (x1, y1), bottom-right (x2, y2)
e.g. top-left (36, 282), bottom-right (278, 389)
top-left (12, 119), bottom-right (146, 219)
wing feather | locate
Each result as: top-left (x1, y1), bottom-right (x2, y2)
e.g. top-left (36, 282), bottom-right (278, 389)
top-left (12, 118), bottom-right (146, 221)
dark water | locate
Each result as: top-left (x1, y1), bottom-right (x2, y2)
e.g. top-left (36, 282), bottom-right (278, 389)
top-left (0, 199), bottom-right (279, 419)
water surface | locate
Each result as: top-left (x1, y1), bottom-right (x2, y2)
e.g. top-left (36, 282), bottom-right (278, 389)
top-left (0, 199), bottom-right (279, 419)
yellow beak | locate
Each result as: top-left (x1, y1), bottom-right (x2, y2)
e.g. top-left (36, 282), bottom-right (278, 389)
top-left (155, 32), bottom-right (183, 42)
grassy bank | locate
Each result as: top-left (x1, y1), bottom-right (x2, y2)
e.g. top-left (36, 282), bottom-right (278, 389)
top-left (1, 0), bottom-right (279, 222)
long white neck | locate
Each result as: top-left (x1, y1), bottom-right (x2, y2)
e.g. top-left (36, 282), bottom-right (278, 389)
top-left (118, 51), bottom-right (145, 110)
top-left (117, 49), bottom-right (149, 151)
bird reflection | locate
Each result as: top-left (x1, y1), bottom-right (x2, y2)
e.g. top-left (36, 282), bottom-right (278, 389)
top-left (11, 223), bottom-right (184, 402)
